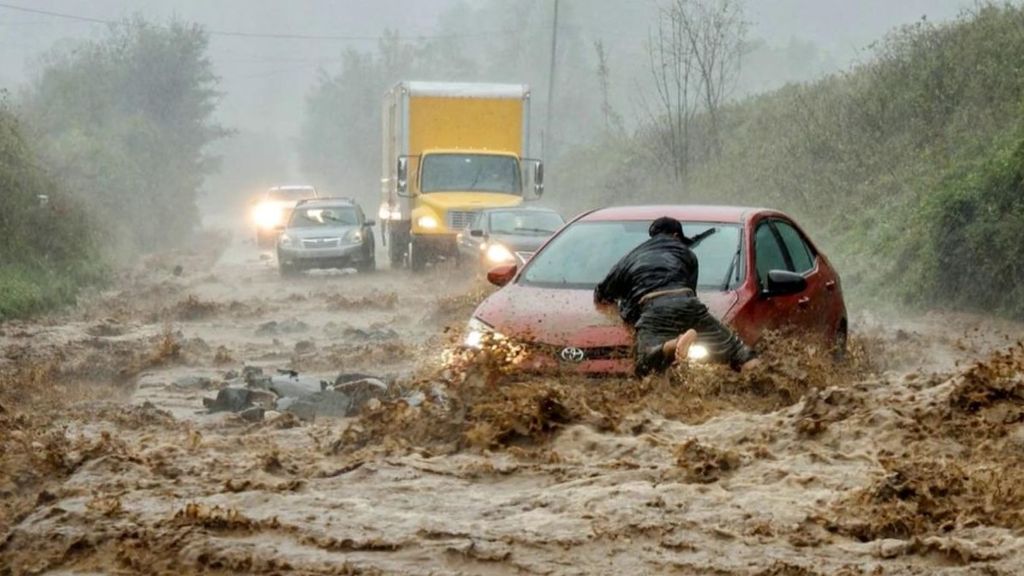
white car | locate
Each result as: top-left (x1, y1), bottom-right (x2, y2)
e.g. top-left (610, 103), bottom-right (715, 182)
top-left (252, 185), bottom-right (318, 248)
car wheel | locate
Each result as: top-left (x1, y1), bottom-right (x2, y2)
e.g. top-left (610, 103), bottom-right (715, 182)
top-left (357, 246), bottom-right (375, 273)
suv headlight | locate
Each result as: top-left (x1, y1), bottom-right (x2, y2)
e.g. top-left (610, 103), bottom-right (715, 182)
top-left (278, 233), bottom-right (294, 247)
top-left (485, 243), bottom-right (514, 264)
top-left (464, 317), bottom-right (501, 349)
top-left (345, 229), bottom-right (364, 244)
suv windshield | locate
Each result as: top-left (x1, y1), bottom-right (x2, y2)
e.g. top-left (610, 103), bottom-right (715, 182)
top-left (420, 154), bottom-right (520, 194)
top-left (289, 206), bottom-right (359, 228)
top-left (269, 188), bottom-right (316, 201)
top-left (489, 211), bottom-right (563, 235)
top-left (520, 220), bottom-right (742, 290)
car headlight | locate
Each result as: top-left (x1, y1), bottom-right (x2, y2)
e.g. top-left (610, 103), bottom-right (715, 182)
top-left (464, 317), bottom-right (501, 349)
top-left (345, 229), bottom-right (364, 244)
top-left (254, 204), bottom-right (282, 229)
top-left (417, 215), bottom-right (439, 229)
top-left (485, 243), bottom-right (514, 264)
top-left (688, 344), bottom-right (709, 361)
top-left (278, 233), bottom-right (294, 247)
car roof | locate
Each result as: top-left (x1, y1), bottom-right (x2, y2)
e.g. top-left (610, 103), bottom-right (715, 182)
top-left (270, 185), bottom-right (315, 191)
top-left (479, 206), bottom-right (560, 214)
top-left (295, 197), bottom-right (358, 207)
top-left (579, 204), bottom-right (770, 224)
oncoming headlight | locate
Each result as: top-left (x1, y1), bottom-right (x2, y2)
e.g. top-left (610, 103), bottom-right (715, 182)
top-left (688, 344), bottom-right (709, 361)
top-left (417, 215), bottom-right (439, 229)
top-left (253, 203), bottom-right (282, 229)
top-left (464, 317), bottom-right (500, 349)
top-left (485, 243), bottom-right (514, 264)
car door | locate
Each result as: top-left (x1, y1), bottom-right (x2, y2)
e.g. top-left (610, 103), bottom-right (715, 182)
top-left (749, 219), bottom-right (817, 336)
top-left (771, 219), bottom-right (833, 338)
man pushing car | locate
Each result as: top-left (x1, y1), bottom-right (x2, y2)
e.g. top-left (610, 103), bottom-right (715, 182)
top-left (594, 216), bottom-right (761, 376)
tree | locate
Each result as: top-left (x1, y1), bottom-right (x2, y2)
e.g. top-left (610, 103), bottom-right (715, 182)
top-left (642, 0), bottom-right (747, 181)
top-left (23, 18), bottom-right (227, 254)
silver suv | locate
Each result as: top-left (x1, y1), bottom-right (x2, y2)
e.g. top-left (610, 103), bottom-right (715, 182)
top-left (276, 198), bottom-right (376, 276)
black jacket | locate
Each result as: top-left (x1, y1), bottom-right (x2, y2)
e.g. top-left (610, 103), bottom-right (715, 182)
top-left (594, 235), bottom-right (698, 324)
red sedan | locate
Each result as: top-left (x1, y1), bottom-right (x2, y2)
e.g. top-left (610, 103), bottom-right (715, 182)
top-left (465, 205), bottom-right (847, 375)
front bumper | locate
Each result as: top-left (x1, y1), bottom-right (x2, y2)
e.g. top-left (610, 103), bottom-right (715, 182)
top-left (278, 244), bottom-right (365, 266)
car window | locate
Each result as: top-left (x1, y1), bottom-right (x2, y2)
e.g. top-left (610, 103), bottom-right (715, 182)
top-left (520, 220), bottom-right (741, 290)
top-left (289, 206), bottom-right (358, 228)
top-left (773, 220), bottom-right (815, 273)
top-left (469, 213), bottom-right (484, 231)
top-left (754, 222), bottom-right (788, 286)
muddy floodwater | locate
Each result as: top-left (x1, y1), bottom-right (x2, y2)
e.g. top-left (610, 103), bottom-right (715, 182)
top-left (3, 232), bottom-right (1024, 575)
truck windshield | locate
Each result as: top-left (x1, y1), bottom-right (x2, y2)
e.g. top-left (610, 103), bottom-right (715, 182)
top-left (420, 154), bottom-right (520, 194)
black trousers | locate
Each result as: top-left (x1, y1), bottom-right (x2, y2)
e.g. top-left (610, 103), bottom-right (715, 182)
top-left (634, 294), bottom-right (755, 376)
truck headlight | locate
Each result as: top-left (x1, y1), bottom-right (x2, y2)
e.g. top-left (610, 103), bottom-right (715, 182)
top-left (417, 215), bottom-right (439, 229)
top-left (254, 204), bottom-right (282, 229)
top-left (485, 243), bottom-right (514, 264)
top-left (688, 344), bottom-right (709, 361)
top-left (464, 317), bottom-right (501, 349)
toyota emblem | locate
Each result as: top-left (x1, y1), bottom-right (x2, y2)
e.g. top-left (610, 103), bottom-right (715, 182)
top-left (559, 347), bottom-right (586, 363)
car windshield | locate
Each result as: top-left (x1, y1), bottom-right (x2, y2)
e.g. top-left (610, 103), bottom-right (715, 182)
top-left (268, 188), bottom-right (316, 201)
top-left (420, 154), bottom-right (520, 194)
top-left (289, 206), bottom-right (358, 228)
top-left (489, 211), bottom-right (563, 235)
top-left (520, 220), bottom-right (743, 290)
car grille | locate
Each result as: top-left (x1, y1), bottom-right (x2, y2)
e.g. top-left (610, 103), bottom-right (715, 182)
top-left (301, 237), bottom-right (341, 249)
top-left (447, 210), bottom-right (476, 230)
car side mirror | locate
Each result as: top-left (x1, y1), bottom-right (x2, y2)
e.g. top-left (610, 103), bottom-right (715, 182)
top-left (469, 229), bottom-right (485, 238)
top-left (487, 264), bottom-right (517, 287)
top-left (763, 269), bottom-right (807, 297)
top-left (364, 220), bottom-right (376, 227)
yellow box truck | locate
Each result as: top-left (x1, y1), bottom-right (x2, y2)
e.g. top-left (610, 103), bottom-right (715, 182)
top-left (379, 81), bottom-right (544, 271)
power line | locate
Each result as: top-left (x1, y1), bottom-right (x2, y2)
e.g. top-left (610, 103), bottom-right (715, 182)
top-left (0, 2), bottom-right (523, 42)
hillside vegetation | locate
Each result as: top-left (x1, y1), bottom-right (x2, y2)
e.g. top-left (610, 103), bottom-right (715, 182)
top-left (556, 3), bottom-right (1024, 316)
top-left (0, 104), bottom-right (102, 319)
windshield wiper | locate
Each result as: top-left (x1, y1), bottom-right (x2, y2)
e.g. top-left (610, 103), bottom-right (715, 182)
top-left (720, 246), bottom-right (740, 290)
top-left (513, 227), bottom-right (556, 234)
top-left (688, 227), bottom-right (717, 248)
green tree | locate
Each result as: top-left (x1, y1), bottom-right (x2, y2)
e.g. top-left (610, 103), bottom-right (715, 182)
top-left (23, 18), bottom-right (227, 255)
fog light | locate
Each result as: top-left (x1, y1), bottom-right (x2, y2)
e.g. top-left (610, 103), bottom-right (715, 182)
top-left (688, 344), bottom-right (709, 361)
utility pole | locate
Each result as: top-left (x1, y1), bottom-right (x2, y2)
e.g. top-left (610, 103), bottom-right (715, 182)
top-left (544, 0), bottom-right (560, 158)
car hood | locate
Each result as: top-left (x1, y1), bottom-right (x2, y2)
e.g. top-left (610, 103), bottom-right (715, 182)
top-left (474, 284), bottom-right (738, 348)
top-left (285, 225), bottom-right (359, 239)
top-left (419, 192), bottom-right (522, 212)
top-left (487, 234), bottom-right (550, 253)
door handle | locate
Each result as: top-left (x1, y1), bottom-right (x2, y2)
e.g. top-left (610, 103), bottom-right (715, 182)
top-left (825, 280), bottom-right (836, 291)
top-left (798, 296), bottom-right (811, 308)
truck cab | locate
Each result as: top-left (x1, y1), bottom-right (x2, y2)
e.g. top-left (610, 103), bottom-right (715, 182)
top-left (379, 82), bottom-right (543, 271)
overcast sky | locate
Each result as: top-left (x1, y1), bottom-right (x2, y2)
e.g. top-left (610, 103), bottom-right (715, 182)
top-left (0, 0), bottom-right (979, 176)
